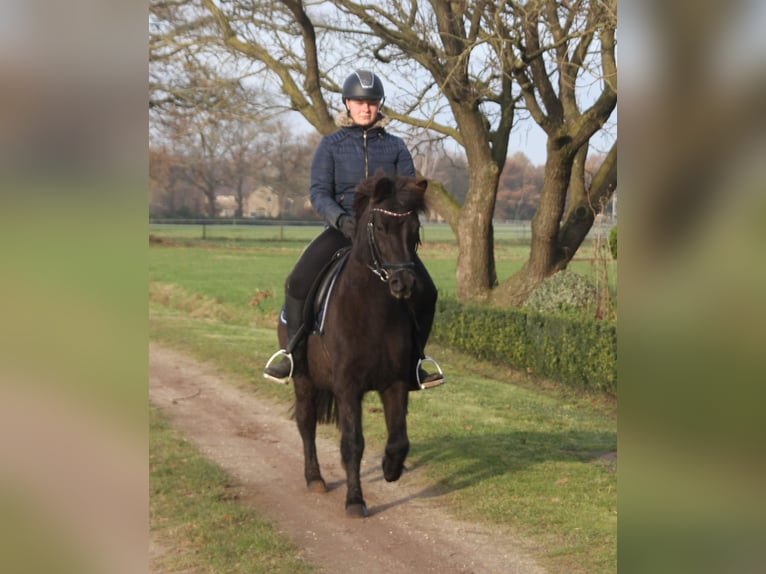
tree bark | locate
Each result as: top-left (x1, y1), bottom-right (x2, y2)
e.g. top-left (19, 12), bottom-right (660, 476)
top-left (555, 142), bottom-right (617, 270)
top-left (455, 159), bottom-right (501, 301)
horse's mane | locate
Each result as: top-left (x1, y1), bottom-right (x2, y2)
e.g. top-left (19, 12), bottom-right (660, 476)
top-left (352, 172), bottom-right (428, 218)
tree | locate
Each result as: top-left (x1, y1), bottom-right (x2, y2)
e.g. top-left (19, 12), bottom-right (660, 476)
top-left (258, 124), bottom-right (320, 218)
top-left (149, 147), bottom-right (174, 216)
top-left (496, 0), bottom-right (617, 305)
top-left (151, 8), bottom-right (294, 219)
top-left (154, 0), bottom-right (616, 305)
top-left (180, 118), bottom-right (226, 217)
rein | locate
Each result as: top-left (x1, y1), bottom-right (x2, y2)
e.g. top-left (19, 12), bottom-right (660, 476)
top-left (366, 207), bottom-right (416, 282)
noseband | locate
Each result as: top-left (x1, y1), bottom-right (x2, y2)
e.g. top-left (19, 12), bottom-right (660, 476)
top-left (366, 207), bottom-right (417, 282)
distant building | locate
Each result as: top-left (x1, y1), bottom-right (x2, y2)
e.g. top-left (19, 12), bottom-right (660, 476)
top-left (215, 186), bottom-right (282, 218)
top-left (245, 186), bottom-right (280, 218)
top-left (215, 194), bottom-right (238, 217)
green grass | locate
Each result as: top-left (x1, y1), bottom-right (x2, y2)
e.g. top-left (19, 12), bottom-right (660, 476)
top-left (150, 406), bottom-right (313, 573)
top-left (149, 238), bottom-right (617, 573)
top-left (149, 242), bottom-right (301, 318)
top-left (149, 222), bottom-right (616, 301)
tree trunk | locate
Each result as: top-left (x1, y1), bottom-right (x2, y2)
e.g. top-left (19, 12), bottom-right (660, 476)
top-left (491, 142), bottom-right (574, 306)
top-left (455, 159), bottom-right (500, 302)
top-left (492, 141), bottom-right (617, 307)
top-left (555, 143), bottom-right (617, 271)
top-left (204, 187), bottom-right (217, 218)
top-left (235, 177), bottom-right (245, 218)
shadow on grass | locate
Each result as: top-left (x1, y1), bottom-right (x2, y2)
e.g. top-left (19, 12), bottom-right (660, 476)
top-left (344, 429), bottom-right (615, 516)
top-left (404, 430), bottom-right (616, 494)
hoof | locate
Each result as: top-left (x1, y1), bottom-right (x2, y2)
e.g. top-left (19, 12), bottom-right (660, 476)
top-left (382, 456), bottom-right (404, 483)
top-left (307, 479), bottom-right (328, 493)
top-left (345, 503), bottom-right (369, 518)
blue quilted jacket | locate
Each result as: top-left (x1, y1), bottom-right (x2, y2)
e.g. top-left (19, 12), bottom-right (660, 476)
top-left (310, 112), bottom-right (415, 228)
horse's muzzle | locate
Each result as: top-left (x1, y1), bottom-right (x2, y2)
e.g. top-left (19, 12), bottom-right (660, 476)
top-left (387, 268), bottom-right (417, 299)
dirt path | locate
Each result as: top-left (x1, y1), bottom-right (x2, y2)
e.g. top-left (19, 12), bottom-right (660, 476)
top-left (149, 343), bottom-right (546, 574)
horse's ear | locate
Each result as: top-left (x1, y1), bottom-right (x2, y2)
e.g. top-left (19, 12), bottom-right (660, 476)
top-left (373, 174), bottom-right (394, 201)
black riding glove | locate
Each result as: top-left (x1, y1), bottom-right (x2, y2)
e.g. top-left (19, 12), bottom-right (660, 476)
top-left (336, 214), bottom-right (357, 240)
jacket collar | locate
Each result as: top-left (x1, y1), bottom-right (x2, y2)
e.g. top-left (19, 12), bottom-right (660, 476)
top-left (334, 111), bottom-right (391, 130)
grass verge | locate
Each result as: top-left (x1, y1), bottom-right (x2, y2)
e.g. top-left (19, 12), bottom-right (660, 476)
top-left (150, 406), bottom-right (313, 573)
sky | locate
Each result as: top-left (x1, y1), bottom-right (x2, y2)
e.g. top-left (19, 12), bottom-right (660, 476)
top-left (505, 121), bottom-right (550, 166)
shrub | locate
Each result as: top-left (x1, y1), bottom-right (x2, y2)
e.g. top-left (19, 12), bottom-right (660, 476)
top-left (523, 271), bottom-right (599, 317)
top-left (432, 298), bottom-right (616, 394)
top-left (608, 225), bottom-right (617, 260)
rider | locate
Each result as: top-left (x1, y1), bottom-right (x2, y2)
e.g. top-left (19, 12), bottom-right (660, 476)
top-left (262, 69), bottom-right (444, 390)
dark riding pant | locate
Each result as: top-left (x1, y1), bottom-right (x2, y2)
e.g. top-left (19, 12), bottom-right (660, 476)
top-left (285, 227), bottom-right (349, 300)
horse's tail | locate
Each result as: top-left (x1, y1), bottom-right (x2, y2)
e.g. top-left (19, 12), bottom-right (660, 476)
top-left (289, 389), bottom-right (338, 426)
top-left (315, 389), bottom-right (338, 426)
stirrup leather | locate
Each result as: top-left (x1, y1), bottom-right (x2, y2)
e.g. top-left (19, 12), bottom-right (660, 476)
top-left (416, 356), bottom-right (445, 389)
top-left (262, 349), bottom-right (294, 384)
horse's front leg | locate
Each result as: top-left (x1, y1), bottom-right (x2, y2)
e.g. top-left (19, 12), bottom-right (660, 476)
top-left (293, 379), bottom-right (327, 493)
top-left (380, 380), bottom-right (410, 482)
top-left (337, 394), bottom-right (367, 517)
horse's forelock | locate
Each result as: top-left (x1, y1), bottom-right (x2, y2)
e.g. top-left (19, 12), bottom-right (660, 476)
top-left (353, 174), bottom-right (427, 218)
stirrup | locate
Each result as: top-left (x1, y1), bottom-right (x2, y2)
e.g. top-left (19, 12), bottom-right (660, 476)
top-left (262, 349), bottom-right (294, 384)
top-left (416, 356), bottom-right (445, 389)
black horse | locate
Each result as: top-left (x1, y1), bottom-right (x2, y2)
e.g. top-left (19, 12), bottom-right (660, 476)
top-left (277, 173), bottom-right (433, 517)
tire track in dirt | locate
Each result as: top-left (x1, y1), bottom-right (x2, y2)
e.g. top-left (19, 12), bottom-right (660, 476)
top-left (149, 342), bottom-right (545, 573)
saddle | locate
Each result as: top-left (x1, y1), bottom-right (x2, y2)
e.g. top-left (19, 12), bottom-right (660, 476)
top-left (299, 246), bottom-right (351, 335)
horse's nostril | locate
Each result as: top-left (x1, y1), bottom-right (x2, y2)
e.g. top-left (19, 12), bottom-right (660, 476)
top-left (388, 271), bottom-right (416, 299)
top-left (390, 288), bottom-right (410, 299)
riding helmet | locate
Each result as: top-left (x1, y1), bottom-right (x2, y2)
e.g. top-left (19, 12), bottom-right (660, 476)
top-left (342, 69), bottom-right (385, 105)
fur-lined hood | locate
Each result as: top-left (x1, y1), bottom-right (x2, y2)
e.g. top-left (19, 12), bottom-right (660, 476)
top-left (334, 111), bottom-right (391, 130)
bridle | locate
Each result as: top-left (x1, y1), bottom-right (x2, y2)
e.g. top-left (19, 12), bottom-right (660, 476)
top-left (366, 207), bottom-right (417, 282)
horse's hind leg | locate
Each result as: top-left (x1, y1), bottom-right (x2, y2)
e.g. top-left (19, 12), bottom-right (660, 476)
top-left (380, 381), bottom-right (410, 482)
top-left (337, 395), bottom-right (367, 517)
top-left (294, 380), bottom-right (327, 493)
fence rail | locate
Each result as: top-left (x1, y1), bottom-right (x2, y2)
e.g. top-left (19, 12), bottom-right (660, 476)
top-left (149, 218), bottom-right (614, 244)
top-left (149, 218), bottom-right (322, 226)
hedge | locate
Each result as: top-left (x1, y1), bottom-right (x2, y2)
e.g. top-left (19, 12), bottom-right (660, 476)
top-left (432, 298), bottom-right (616, 394)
